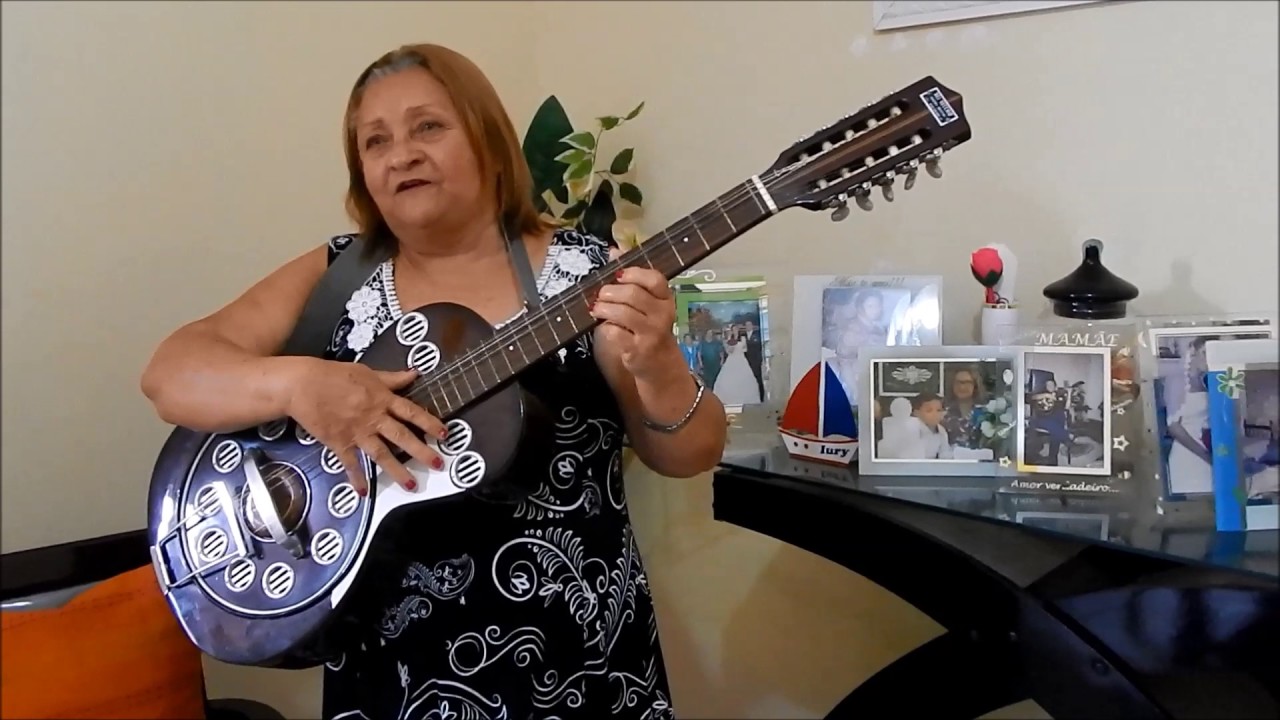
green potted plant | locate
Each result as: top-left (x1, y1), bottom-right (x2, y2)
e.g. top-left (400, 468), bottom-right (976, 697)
top-left (521, 95), bottom-right (646, 249)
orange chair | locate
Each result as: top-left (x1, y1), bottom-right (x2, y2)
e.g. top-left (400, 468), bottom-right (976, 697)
top-left (1, 530), bottom-right (283, 720)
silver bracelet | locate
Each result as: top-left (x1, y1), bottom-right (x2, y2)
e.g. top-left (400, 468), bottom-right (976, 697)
top-left (642, 371), bottom-right (705, 434)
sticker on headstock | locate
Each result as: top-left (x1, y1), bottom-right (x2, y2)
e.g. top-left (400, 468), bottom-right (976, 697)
top-left (920, 87), bottom-right (957, 126)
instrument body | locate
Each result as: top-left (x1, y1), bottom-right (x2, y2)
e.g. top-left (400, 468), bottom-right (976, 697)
top-left (147, 75), bottom-right (973, 667)
top-left (147, 302), bottom-right (550, 667)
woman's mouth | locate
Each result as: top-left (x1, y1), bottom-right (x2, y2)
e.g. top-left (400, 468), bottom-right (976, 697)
top-left (395, 179), bottom-right (431, 193)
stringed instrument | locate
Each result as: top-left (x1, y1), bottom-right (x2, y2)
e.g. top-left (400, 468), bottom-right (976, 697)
top-left (146, 76), bottom-right (972, 667)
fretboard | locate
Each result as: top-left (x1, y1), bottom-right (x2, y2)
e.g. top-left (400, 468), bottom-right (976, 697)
top-left (410, 177), bottom-right (778, 418)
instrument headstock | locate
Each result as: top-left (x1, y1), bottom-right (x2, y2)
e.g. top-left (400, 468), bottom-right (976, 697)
top-left (763, 77), bottom-right (970, 219)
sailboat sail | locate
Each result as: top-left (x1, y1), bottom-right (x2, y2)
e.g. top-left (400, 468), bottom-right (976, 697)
top-left (821, 363), bottom-right (858, 439)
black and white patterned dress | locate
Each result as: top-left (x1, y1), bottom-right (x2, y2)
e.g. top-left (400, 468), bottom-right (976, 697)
top-left (317, 228), bottom-right (675, 720)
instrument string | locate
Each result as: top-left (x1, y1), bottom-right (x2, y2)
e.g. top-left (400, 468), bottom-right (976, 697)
top-left (402, 167), bottom-right (789, 411)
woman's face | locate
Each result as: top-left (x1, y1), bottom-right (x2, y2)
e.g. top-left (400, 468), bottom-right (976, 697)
top-left (952, 370), bottom-right (976, 400)
top-left (353, 66), bottom-right (487, 235)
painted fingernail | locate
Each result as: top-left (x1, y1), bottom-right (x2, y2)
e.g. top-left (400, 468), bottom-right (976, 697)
top-left (356, 486), bottom-right (367, 497)
top-left (432, 457), bottom-right (444, 470)
top-left (405, 480), bottom-right (417, 491)
top-left (615, 270), bottom-right (624, 280)
top-left (438, 427), bottom-right (448, 439)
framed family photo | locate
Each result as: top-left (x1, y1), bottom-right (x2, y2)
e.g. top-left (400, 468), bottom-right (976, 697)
top-left (1142, 318), bottom-right (1275, 500)
top-left (858, 345), bottom-right (1018, 477)
top-left (1017, 346), bottom-right (1112, 477)
top-left (672, 276), bottom-right (770, 410)
top-left (1205, 338), bottom-right (1279, 531)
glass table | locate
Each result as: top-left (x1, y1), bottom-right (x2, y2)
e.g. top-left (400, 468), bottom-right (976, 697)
top-left (713, 438), bottom-right (1279, 720)
top-left (720, 442), bottom-right (1279, 580)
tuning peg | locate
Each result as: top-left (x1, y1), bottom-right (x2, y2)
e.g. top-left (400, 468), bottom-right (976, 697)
top-left (853, 185), bottom-right (874, 211)
top-left (895, 159), bottom-right (919, 191)
top-left (925, 156), bottom-right (943, 179)
top-left (828, 192), bottom-right (850, 222)
top-left (877, 173), bottom-right (896, 202)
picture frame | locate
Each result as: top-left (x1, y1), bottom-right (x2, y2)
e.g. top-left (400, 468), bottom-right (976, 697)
top-left (1016, 346), bottom-right (1113, 477)
top-left (1139, 316), bottom-right (1275, 501)
top-left (857, 345), bottom-right (1018, 478)
top-left (671, 275), bottom-right (770, 411)
top-left (1205, 338), bottom-right (1279, 532)
top-left (871, 0), bottom-right (1106, 32)
top-left (790, 274), bottom-right (943, 428)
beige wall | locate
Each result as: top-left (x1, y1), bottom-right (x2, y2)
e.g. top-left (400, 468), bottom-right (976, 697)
top-left (3, 1), bottom-right (1275, 718)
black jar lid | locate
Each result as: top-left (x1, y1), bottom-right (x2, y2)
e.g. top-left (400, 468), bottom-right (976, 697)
top-left (1042, 239), bottom-right (1139, 320)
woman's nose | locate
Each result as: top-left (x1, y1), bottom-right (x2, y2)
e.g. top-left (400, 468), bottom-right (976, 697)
top-left (389, 142), bottom-right (426, 171)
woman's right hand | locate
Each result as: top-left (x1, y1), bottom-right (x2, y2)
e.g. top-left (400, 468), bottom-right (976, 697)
top-left (283, 358), bottom-right (447, 496)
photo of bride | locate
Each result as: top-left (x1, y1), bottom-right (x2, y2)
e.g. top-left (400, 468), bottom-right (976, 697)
top-left (683, 297), bottom-right (768, 407)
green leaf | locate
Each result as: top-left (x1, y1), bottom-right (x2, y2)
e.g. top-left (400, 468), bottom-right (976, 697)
top-left (550, 184), bottom-right (569, 205)
top-left (624, 101), bottom-right (645, 120)
top-left (619, 181), bottom-right (643, 206)
top-left (609, 148), bottom-right (634, 175)
top-left (598, 115), bottom-right (621, 131)
top-left (553, 147), bottom-right (589, 166)
top-left (522, 95), bottom-right (576, 204)
top-left (561, 199), bottom-right (590, 221)
top-left (562, 131), bottom-right (596, 151)
top-left (582, 180), bottom-right (617, 242)
top-left (564, 158), bottom-right (593, 183)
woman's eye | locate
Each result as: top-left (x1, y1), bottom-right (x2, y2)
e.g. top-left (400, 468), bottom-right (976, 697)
top-left (364, 135), bottom-right (385, 149)
top-left (416, 120), bottom-right (439, 133)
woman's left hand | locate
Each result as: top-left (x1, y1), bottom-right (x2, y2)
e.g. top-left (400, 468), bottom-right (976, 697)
top-left (590, 263), bottom-right (682, 383)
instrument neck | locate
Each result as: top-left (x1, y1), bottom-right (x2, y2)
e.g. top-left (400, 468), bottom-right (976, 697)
top-left (409, 177), bottom-right (778, 417)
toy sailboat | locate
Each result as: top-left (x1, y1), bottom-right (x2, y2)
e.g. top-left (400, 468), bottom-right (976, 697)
top-left (778, 359), bottom-right (859, 465)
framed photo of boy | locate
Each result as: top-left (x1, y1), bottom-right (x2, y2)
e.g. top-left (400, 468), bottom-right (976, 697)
top-left (1204, 338), bottom-right (1279, 531)
top-left (858, 345), bottom-right (1019, 477)
top-left (791, 274), bottom-right (943, 419)
top-left (1142, 319), bottom-right (1275, 500)
top-left (672, 276), bottom-right (770, 409)
top-left (1017, 346), bottom-right (1113, 477)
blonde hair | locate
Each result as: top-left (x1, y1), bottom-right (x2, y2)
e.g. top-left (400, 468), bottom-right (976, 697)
top-left (342, 43), bottom-right (554, 257)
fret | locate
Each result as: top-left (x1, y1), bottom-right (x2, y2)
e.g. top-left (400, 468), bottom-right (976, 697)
top-left (713, 196), bottom-right (737, 232)
top-left (668, 237), bottom-right (685, 267)
top-left (691, 218), bottom-right (709, 249)
top-left (446, 377), bottom-right (463, 411)
top-left (484, 354), bottom-right (502, 385)
top-left (458, 369), bottom-right (477, 404)
top-left (497, 343), bottom-right (515, 374)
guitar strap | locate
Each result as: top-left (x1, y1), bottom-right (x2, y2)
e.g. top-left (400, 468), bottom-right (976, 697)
top-left (280, 219), bottom-right (540, 358)
top-left (280, 236), bottom-right (392, 358)
top-left (503, 220), bottom-right (542, 312)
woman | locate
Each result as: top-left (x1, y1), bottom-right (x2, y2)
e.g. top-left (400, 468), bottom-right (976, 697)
top-left (697, 328), bottom-right (724, 389)
top-left (140, 43), bottom-right (725, 720)
top-left (941, 365), bottom-right (986, 449)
